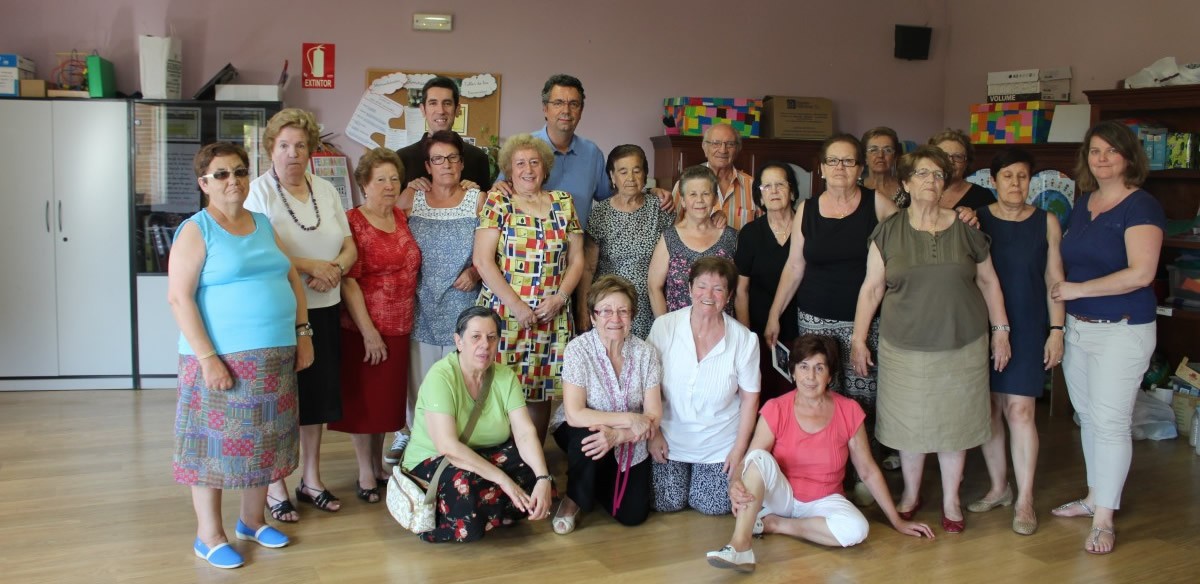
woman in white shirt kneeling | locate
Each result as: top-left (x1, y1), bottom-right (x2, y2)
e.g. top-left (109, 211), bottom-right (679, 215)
top-left (648, 257), bottom-right (760, 515)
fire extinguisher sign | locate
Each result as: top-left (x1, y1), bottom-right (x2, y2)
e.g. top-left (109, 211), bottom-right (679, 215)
top-left (302, 43), bottom-right (335, 89)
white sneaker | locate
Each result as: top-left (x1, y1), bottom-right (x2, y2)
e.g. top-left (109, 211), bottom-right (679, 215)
top-left (384, 432), bottom-right (410, 464)
top-left (706, 545), bottom-right (756, 573)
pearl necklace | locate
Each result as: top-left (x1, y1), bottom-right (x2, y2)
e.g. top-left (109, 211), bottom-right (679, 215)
top-left (272, 168), bottom-right (321, 231)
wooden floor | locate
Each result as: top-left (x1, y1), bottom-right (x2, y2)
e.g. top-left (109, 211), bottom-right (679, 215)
top-left (1, 390), bottom-right (1197, 583)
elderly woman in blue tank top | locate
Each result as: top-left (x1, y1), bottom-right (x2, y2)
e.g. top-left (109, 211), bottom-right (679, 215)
top-left (168, 142), bottom-right (313, 569)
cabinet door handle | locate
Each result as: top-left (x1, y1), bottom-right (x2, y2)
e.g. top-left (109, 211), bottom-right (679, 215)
top-left (45, 201), bottom-right (50, 232)
top-left (57, 201), bottom-right (63, 232)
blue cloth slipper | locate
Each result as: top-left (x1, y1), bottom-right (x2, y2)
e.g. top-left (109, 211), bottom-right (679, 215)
top-left (193, 538), bottom-right (244, 569)
top-left (235, 519), bottom-right (290, 548)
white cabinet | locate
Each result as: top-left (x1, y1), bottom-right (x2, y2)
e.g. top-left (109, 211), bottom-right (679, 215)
top-left (0, 100), bottom-right (132, 387)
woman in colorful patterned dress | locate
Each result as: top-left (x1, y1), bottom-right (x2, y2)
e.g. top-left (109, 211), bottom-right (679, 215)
top-left (579, 144), bottom-right (674, 338)
top-left (329, 148), bottom-right (421, 504)
top-left (648, 165), bottom-right (738, 317)
top-left (473, 133), bottom-right (585, 444)
top-left (169, 142), bottom-right (312, 569)
top-left (384, 130), bottom-right (485, 464)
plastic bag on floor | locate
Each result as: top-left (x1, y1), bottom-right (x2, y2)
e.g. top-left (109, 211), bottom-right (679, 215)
top-left (1132, 390), bottom-right (1179, 441)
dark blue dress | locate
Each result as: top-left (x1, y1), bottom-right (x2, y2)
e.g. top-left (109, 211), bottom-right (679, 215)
top-left (978, 206), bottom-right (1049, 397)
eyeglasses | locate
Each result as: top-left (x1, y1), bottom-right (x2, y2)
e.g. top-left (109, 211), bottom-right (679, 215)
top-left (945, 153), bottom-right (968, 163)
top-left (201, 168), bottom-right (251, 181)
top-left (758, 182), bottom-right (790, 192)
top-left (911, 168), bottom-right (946, 181)
top-left (866, 146), bottom-right (896, 155)
top-left (429, 154), bottom-right (462, 165)
top-left (546, 99), bottom-right (583, 111)
top-left (704, 140), bottom-right (738, 150)
top-left (823, 157), bottom-right (858, 168)
top-left (593, 307), bottom-right (632, 319)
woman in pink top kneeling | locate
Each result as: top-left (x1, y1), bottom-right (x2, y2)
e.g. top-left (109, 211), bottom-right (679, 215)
top-left (706, 334), bottom-right (934, 573)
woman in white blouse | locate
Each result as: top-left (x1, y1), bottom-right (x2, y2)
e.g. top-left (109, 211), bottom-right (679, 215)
top-left (549, 275), bottom-right (663, 534)
top-left (648, 257), bottom-right (760, 515)
top-left (244, 108), bottom-right (357, 521)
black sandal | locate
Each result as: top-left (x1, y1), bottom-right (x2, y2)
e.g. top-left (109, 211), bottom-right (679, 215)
top-left (296, 480), bottom-right (341, 512)
top-left (355, 477), bottom-right (382, 504)
top-left (266, 494), bottom-right (299, 523)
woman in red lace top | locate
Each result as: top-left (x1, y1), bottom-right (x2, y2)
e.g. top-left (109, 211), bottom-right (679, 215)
top-left (329, 148), bottom-right (422, 503)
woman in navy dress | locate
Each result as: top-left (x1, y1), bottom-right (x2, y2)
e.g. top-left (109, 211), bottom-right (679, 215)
top-left (969, 148), bottom-right (1065, 536)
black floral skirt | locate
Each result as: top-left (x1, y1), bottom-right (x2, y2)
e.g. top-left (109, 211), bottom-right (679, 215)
top-left (408, 439), bottom-right (536, 543)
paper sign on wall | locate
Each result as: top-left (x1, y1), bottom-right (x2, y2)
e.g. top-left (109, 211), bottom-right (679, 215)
top-left (302, 43), bottom-right (335, 89)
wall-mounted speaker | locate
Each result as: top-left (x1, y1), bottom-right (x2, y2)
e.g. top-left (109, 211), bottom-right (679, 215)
top-left (895, 25), bottom-right (932, 61)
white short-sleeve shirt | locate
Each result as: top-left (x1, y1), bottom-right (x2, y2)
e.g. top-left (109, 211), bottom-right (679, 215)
top-left (647, 306), bottom-right (760, 464)
top-left (245, 172), bottom-right (351, 309)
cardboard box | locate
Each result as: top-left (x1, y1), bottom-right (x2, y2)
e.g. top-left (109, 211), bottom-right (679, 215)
top-left (969, 101), bottom-right (1056, 144)
top-left (1178, 358), bottom-right (1200, 388)
top-left (1167, 132), bottom-right (1196, 169)
top-left (19, 78), bottom-right (46, 98)
top-left (987, 78), bottom-right (1071, 103)
top-left (0, 53), bottom-right (36, 97)
top-left (761, 95), bottom-right (834, 140)
top-left (986, 67), bottom-right (1072, 85)
top-left (215, 84), bottom-right (282, 101)
top-left (663, 97), bottom-right (761, 138)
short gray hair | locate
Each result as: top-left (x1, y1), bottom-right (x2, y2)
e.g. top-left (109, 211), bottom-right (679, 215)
top-left (454, 306), bottom-right (502, 337)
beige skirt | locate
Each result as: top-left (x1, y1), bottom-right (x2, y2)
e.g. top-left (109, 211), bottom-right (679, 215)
top-left (876, 335), bottom-right (991, 453)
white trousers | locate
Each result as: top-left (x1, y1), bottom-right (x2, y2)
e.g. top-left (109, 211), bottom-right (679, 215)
top-left (1062, 315), bottom-right (1156, 510)
top-left (743, 449), bottom-right (869, 547)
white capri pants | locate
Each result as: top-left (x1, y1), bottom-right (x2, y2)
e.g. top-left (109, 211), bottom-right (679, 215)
top-left (1062, 316), bottom-right (1156, 510)
top-left (743, 449), bottom-right (869, 547)
top-left (407, 342), bottom-right (456, 427)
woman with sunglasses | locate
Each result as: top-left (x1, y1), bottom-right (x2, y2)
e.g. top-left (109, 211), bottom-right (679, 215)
top-left (245, 108), bottom-right (357, 521)
top-left (850, 146), bottom-right (1010, 535)
top-left (763, 135), bottom-right (899, 504)
top-left (169, 142), bottom-right (313, 568)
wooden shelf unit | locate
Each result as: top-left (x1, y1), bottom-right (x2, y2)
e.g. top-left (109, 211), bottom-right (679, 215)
top-left (650, 135), bottom-right (823, 198)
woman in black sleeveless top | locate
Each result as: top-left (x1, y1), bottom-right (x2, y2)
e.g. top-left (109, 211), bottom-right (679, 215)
top-left (763, 135), bottom-right (900, 501)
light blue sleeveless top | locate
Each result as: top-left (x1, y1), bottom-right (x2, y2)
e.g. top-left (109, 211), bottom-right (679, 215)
top-left (176, 210), bottom-right (297, 355)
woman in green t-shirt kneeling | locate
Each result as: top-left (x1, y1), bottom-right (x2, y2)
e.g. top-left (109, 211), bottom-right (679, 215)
top-left (401, 306), bottom-right (554, 542)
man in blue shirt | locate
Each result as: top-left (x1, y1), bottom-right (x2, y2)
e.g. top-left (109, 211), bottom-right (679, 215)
top-left (494, 74), bottom-right (610, 227)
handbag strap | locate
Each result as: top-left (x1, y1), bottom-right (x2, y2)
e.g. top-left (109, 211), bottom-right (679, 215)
top-left (421, 364), bottom-right (494, 505)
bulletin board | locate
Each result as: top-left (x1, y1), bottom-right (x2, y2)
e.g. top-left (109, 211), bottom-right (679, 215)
top-left (361, 69), bottom-right (502, 150)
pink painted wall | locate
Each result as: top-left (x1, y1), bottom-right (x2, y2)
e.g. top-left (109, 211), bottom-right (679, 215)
top-left (2, 0), bottom-right (949, 170)
top-left (942, 0), bottom-right (1200, 131)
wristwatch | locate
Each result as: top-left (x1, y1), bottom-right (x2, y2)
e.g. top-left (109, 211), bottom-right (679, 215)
top-left (296, 322), bottom-right (314, 337)
top-left (990, 324), bottom-right (1011, 332)
top-left (534, 474), bottom-right (554, 485)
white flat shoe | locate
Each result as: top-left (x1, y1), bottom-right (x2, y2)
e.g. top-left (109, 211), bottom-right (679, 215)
top-left (706, 545), bottom-right (756, 573)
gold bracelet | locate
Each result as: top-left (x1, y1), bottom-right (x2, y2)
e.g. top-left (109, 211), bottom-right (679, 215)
top-left (197, 350), bottom-right (218, 360)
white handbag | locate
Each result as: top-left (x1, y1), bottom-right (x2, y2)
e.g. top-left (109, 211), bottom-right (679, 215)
top-left (386, 367), bottom-right (492, 534)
